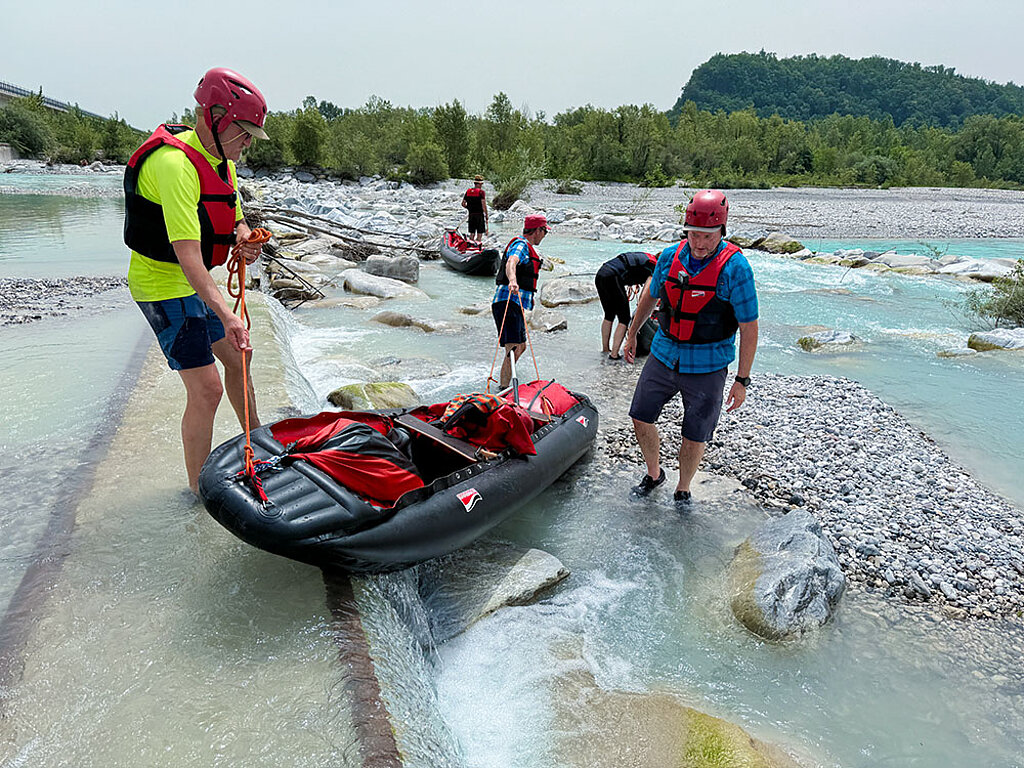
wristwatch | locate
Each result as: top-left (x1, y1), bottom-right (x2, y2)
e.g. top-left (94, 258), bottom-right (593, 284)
top-left (735, 375), bottom-right (751, 387)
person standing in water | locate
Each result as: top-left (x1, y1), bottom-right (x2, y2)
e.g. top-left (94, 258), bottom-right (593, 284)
top-left (491, 214), bottom-right (551, 388)
top-left (595, 250), bottom-right (657, 360)
top-left (623, 190), bottom-right (759, 508)
top-left (124, 67), bottom-right (269, 495)
top-left (462, 175), bottom-right (489, 242)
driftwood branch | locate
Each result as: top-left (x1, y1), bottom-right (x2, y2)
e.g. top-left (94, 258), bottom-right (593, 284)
top-left (258, 205), bottom-right (437, 255)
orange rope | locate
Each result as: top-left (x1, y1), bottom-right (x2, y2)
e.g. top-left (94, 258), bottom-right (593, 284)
top-left (227, 227), bottom-right (272, 500)
top-left (486, 288), bottom-right (541, 395)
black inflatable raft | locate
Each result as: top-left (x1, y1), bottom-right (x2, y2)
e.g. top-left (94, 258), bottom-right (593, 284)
top-left (439, 229), bottom-right (500, 275)
top-left (200, 381), bottom-right (598, 573)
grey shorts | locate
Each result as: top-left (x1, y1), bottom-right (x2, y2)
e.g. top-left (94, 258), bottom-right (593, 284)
top-left (628, 356), bottom-right (728, 443)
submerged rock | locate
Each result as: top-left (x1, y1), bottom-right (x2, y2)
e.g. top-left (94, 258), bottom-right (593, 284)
top-left (729, 509), bottom-right (845, 640)
top-left (552, 661), bottom-right (800, 768)
top-left (370, 355), bottom-right (451, 381)
top-left (326, 381), bottom-right (418, 409)
top-left (967, 328), bottom-right (1024, 351)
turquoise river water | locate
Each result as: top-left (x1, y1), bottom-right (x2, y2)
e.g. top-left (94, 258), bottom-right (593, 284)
top-left (0, 176), bottom-right (1022, 767)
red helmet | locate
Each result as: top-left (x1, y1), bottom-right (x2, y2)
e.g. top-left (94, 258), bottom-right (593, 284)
top-left (194, 67), bottom-right (268, 138)
top-left (684, 190), bottom-right (728, 233)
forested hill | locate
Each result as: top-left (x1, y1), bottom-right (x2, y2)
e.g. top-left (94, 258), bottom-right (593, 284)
top-left (668, 52), bottom-right (1024, 127)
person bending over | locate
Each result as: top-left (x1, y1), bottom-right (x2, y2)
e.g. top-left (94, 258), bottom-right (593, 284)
top-left (595, 250), bottom-right (657, 359)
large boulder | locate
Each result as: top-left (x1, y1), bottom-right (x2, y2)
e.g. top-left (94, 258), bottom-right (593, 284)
top-left (797, 330), bottom-right (859, 352)
top-left (938, 258), bottom-right (1014, 282)
top-left (364, 253), bottom-right (420, 284)
top-left (326, 381), bottom-right (418, 409)
top-left (729, 510), bottom-right (845, 640)
top-left (967, 328), bottom-right (1024, 351)
top-left (539, 277), bottom-right (599, 308)
top-left (342, 270), bottom-right (427, 299)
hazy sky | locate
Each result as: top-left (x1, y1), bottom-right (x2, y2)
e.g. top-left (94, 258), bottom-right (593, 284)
top-left (4, 0), bottom-right (1023, 129)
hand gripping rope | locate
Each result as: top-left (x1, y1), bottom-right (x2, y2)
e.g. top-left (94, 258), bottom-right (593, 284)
top-left (227, 227), bottom-right (273, 502)
top-left (486, 288), bottom-right (540, 402)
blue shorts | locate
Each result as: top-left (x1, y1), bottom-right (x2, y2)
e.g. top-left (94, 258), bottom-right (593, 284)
top-left (136, 294), bottom-right (225, 371)
top-left (628, 356), bottom-right (728, 443)
top-left (492, 300), bottom-right (527, 346)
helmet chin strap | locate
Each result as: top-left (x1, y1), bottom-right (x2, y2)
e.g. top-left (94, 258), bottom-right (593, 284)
top-left (209, 114), bottom-right (230, 182)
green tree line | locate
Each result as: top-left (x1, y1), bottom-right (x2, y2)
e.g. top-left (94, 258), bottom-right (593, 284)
top-left (0, 91), bottom-right (144, 164)
top-left (238, 92), bottom-right (1024, 193)
top-left (8, 85), bottom-right (1024, 197)
top-left (671, 51), bottom-right (1024, 128)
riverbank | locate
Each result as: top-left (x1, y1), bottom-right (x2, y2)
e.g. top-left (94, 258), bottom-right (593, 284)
top-left (0, 277), bottom-right (127, 325)
top-left (603, 373), bottom-right (1024, 621)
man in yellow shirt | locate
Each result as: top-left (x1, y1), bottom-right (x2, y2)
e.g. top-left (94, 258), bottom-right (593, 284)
top-left (124, 67), bottom-right (269, 495)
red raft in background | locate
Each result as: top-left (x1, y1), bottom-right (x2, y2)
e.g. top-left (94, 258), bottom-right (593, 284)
top-left (199, 381), bottom-right (598, 573)
top-left (439, 229), bottom-right (500, 276)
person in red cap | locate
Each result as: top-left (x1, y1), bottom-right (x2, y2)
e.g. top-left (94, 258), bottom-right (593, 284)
top-left (622, 190), bottom-right (759, 509)
top-left (491, 214), bottom-right (551, 387)
top-left (124, 67), bottom-right (270, 495)
top-left (461, 175), bottom-right (489, 242)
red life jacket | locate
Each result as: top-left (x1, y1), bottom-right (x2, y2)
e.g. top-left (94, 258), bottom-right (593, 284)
top-left (463, 186), bottom-right (486, 214)
top-left (495, 237), bottom-right (543, 293)
top-left (123, 124), bottom-right (238, 270)
top-left (656, 240), bottom-right (741, 344)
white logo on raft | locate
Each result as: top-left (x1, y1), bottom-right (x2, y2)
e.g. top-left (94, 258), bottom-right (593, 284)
top-left (576, 416), bottom-right (589, 427)
top-left (457, 488), bottom-right (482, 513)
top-left (691, 290), bottom-right (706, 297)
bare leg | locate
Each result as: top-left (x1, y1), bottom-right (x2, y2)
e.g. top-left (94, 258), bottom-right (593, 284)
top-left (632, 418), bottom-right (662, 478)
top-left (212, 337), bottom-right (260, 430)
top-left (178, 364), bottom-right (224, 493)
top-left (610, 323), bottom-right (628, 358)
top-left (499, 343), bottom-right (526, 388)
top-left (676, 437), bottom-right (706, 493)
top-left (601, 319), bottom-right (613, 354)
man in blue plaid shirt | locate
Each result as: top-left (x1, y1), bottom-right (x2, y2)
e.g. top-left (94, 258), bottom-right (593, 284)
top-left (492, 214), bottom-right (550, 388)
top-left (623, 191), bottom-right (759, 508)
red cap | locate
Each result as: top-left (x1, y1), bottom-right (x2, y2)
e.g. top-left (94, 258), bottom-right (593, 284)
top-left (524, 214), bottom-right (550, 231)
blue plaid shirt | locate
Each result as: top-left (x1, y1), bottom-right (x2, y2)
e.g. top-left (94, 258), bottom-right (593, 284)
top-left (491, 238), bottom-right (535, 310)
top-left (647, 240), bottom-right (758, 373)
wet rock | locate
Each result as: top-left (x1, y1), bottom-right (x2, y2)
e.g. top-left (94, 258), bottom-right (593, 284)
top-left (528, 308), bottom-right (568, 332)
top-left (797, 330), bottom-right (859, 352)
top-left (457, 302), bottom-right (490, 315)
top-left (967, 328), bottom-right (1024, 351)
top-left (539, 277), bottom-right (599, 308)
top-left (308, 295), bottom-right (381, 310)
top-left (364, 253), bottom-right (420, 284)
top-left (872, 252), bottom-right (937, 272)
top-left (937, 347), bottom-right (979, 358)
top-left (342, 270), bottom-right (427, 299)
top-left (419, 542), bottom-right (570, 642)
top-left (371, 311), bottom-right (451, 332)
top-left (326, 381), bottom-right (418, 409)
top-left (729, 509), bottom-right (845, 640)
top-left (938, 258), bottom-right (1013, 282)
top-left (752, 232), bottom-right (806, 254)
